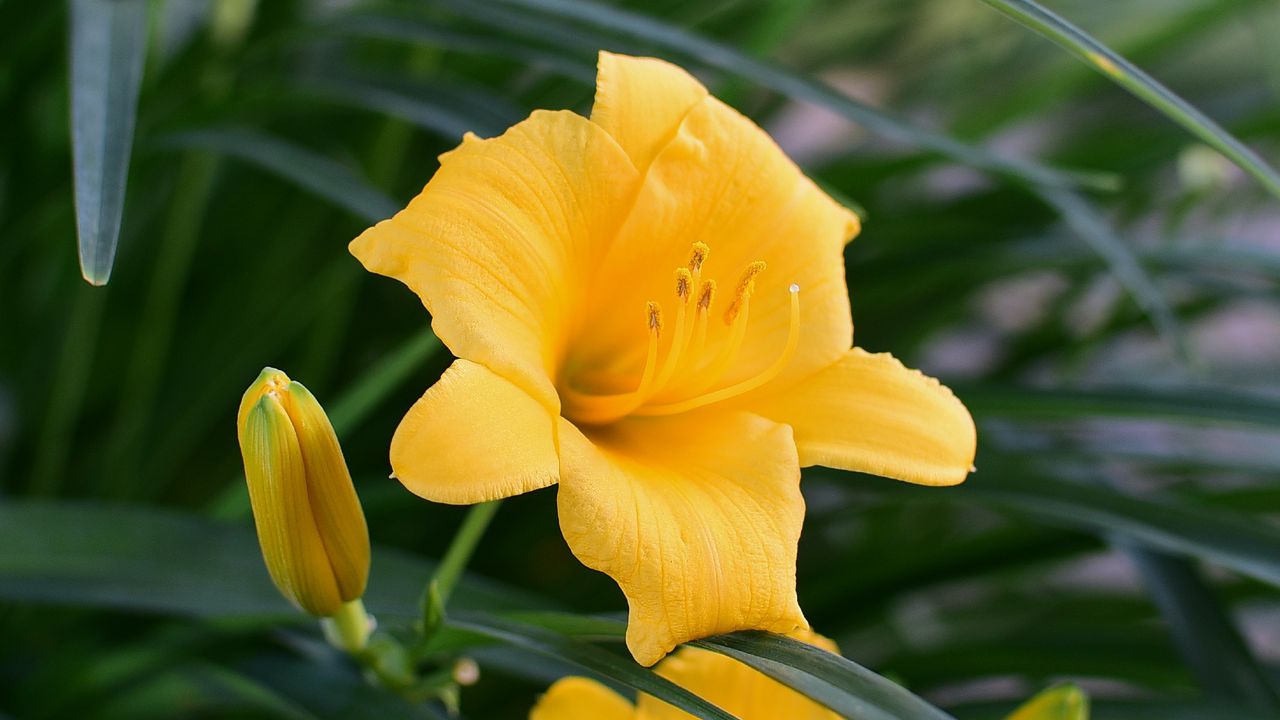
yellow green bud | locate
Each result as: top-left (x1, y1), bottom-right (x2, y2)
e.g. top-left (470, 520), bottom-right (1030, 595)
top-left (237, 367), bottom-right (370, 618)
top-left (1006, 685), bottom-right (1089, 720)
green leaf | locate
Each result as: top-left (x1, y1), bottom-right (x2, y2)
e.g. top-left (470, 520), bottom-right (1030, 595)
top-left (447, 613), bottom-right (737, 720)
top-left (69, 0), bottom-right (149, 285)
top-left (696, 632), bottom-right (956, 720)
top-left (961, 385), bottom-right (1280, 427)
top-left (299, 75), bottom-right (514, 140)
top-left (0, 501), bottom-right (544, 619)
top-left (496, 612), bottom-right (955, 720)
top-left (467, 0), bottom-right (1113, 190)
top-left (977, 0), bottom-right (1280, 201)
top-left (158, 128), bottom-right (399, 223)
top-left (334, 12), bottom-right (596, 84)
top-left (1036, 188), bottom-right (1185, 356)
top-left (1124, 545), bottom-right (1280, 713)
top-left (962, 472), bottom-right (1280, 588)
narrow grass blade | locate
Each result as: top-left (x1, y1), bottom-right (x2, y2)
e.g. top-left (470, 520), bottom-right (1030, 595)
top-left (300, 75), bottom-right (512, 140)
top-left (961, 385), bottom-right (1280, 427)
top-left (1124, 544), bottom-right (1280, 713)
top-left (964, 472), bottom-right (1280, 587)
top-left (448, 613), bottom-right (737, 720)
top-left (327, 330), bottom-right (443, 435)
top-left (472, 0), bottom-right (1110, 190)
top-left (69, 0), bottom-right (149, 285)
top-left (158, 128), bottom-right (399, 223)
top-left (1037, 188), bottom-right (1185, 356)
top-left (333, 13), bottom-right (596, 84)
top-left (978, 0), bottom-right (1280, 201)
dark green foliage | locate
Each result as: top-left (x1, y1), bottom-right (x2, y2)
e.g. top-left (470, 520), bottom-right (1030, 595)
top-left (2, 0), bottom-right (1278, 717)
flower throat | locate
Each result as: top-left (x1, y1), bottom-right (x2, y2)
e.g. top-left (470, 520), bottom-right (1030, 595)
top-left (562, 242), bottom-right (800, 425)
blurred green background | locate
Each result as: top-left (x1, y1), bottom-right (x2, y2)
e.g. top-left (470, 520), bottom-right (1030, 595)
top-left (2, 0), bottom-right (1280, 718)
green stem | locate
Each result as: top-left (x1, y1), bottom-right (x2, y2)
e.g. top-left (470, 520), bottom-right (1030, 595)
top-left (321, 598), bottom-right (372, 653)
top-left (432, 500), bottom-right (502, 608)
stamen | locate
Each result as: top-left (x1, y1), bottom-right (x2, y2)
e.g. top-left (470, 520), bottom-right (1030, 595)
top-left (690, 280), bottom-right (716, 358)
top-left (687, 242), bottom-right (710, 274)
top-left (696, 280), bottom-right (716, 311)
top-left (647, 301), bottom-right (663, 336)
top-left (674, 268), bottom-right (693, 301)
top-left (636, 283), bottom-right (801, 416)
top-left (724, 261), bottom-right (766, 324)
top-left (649, 271), bottom-right (694, 394)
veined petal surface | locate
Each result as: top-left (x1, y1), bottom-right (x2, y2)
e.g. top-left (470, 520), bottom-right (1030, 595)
top-left (391, 359), bottom-right (560, 505)
top-left (753, 348), bottom-right (976, 486)
top-left (350, 110), bottom-right (640, 410)
top-left (530, 677), bottom-right (634, 720)
top-left (556, 411), bottom-right (806, 666)
top-left (591, 50), bottom-right (708, 174)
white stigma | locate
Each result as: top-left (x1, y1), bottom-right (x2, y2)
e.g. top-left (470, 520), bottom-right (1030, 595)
top-left (789, 283), bottom-right (800, 293)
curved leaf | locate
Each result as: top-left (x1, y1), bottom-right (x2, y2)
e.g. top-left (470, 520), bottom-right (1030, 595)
top-left (695, 632), bottom-right (956, 720)
top-left (0, 501), bottom-right (543, 619)
top-left (497, 612), bottom-right (955, 720)
top-left (1125, 545), bottom-right (1280, 712)
top-left (70, 0), bottom-right (149, 285)
top-left (978, 0), bottom-right (1280, 201)
top-left (158, 128), bottom-right (399, 223)
top-left (964, 472), bottom-right (1280, 588)
top-left (448, 613), bottom-right (737, 720)
top-left (461, 0), bottom-right (1112, 190)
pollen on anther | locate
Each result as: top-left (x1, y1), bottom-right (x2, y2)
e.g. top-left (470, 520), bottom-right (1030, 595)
top-left (674, 268), bottom-right (693, 300)
top-left (697, 280), bottom-right (717, 311)
top-left (688, 242), bottom-right (710, 273)
top-left (736, 261), bottom-right (767, 295)
top-left (646, 301), bottom-right (663, 335)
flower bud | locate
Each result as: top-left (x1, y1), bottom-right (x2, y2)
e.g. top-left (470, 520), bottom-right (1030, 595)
top-left (237, 367), bottom-right (370, 618)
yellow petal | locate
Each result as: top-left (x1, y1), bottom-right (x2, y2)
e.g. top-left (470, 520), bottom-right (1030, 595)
top-left (753, 348), bottom-right (975, 487)
top-left (634, 631), bottom-right (842, 720)
top-left (530, 677), bottom-right (635, 720)
top-left (240, 395), bottom-right (343, 616)
top-left (591, 51), bottom-right (708, 173)
top-left (556, 411), bottom-right (806, 666)
top-left (391, 359), bottom-right (559, 504)
top-left (280, 381), bottom-right (370, 601)
top-left (1006, 686), bottom-right (1089, 720)
top-left (350, 110), bottom-right (640, 411)
top-left (572, 95), bottom-right (859, 406)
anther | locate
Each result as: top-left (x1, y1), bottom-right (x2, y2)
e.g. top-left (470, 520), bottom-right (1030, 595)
top-left (724, 261), bottom-right (766, 325)
top-left (674, 268), bottom-right (693, 301)
top-left (646, 301), bottom-right (663, 336)
top-left (687, 242), bottom-right (710, 273)
top-left (697, 280), bottom-right (716, 311)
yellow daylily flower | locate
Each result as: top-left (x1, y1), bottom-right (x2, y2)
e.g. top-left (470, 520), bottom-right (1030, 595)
top-left (351, 51), bottom-right (976, 665)
top-left (237, 368), bottom-right (371, 620)
top-left (529, 637), bottom-right (1089, 720)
